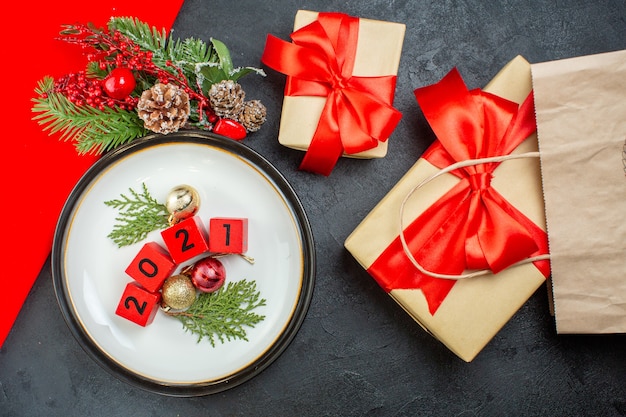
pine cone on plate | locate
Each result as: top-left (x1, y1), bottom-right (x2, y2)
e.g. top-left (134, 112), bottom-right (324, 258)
top-left (137, 83), bottom-right (190, 134)
top-left (238, 100), bottom-right (267, 132)
top-left (209, 80), bottom-right (245, 119)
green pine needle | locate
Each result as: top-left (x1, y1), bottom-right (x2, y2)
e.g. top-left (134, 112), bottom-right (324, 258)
top-left (104, 183), bottom-right (170, 247)
top-left (109, 17), bottom-right (220, 82)
top-left (32, 77), bottom-right (146, 155)
top-left (108, 17), bottom-right (264, 91)
top-left (108, 16), bottom-right (168, 55)
top-left (169, 279), bottom-right (266, 346)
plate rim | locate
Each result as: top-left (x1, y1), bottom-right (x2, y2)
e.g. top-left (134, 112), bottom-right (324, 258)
top-left (51, 131), bottom-right (316, 397)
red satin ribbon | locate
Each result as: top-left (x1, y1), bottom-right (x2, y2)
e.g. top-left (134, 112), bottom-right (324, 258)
top-left (261, 12), bottom-right (402, 175)
top-left (368, 68), bottom-right (550, 314)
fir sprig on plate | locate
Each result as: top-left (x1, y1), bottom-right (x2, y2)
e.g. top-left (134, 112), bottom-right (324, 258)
top-left (104, 183), bottom-right (169, 247)
top-left (166, 279), bottom-right (266, 346)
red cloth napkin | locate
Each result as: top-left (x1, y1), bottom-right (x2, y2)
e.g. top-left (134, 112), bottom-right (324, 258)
top-left (1, 0), bottom-right (184, 347)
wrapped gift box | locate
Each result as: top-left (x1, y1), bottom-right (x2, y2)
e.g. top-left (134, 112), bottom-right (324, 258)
top-left (345, 56), bottom-right (550, 362)
top-left (261, 10), bottom-right (405, 175)
top-left (531, 49), bottom-right (626, 334)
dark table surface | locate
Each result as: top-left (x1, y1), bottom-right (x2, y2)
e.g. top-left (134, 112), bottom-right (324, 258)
top-left (2, 1), bottom-right (625, 416)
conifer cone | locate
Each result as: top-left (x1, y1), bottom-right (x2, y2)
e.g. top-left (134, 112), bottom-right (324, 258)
top-left (137, 83), bottom-right (190, 134)
top-left (238, 100), bottom-right (267, 132)
top-left (209, 80), bottom-right (245, 119)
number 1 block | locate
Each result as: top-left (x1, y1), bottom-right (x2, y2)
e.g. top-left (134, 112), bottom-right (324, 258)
top-left (125, 242), bottom-right (176, 293)
top-left (209, 217), bottom-right (248, 254)
top-left (115, 282), bottom-right (161, 326)
top-left (161, 216), bottom-right (210, 264)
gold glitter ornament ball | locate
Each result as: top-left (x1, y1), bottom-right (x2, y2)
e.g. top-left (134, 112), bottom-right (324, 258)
top-left (165, 185), bottom-right (200, 224)
top-left (161, 274), bottom-right (197, 310)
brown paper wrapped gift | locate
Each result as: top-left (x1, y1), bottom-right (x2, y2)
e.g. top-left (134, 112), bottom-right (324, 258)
top-left (531, 50), bottom-right (626, 334)
top-left (261, 10), bottom-right (405, 175)
top-left (345, 56), bottom-right (550, 362)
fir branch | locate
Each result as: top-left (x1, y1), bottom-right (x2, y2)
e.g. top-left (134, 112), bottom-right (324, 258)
top-left (107, 17), bottom-right (264, 93)
top-left (32, 77), bottom-right (146, 155)
top-left (178, 37), bottom-right (216, 63)
top-left (104, 183), bottom-right (169, 247)
top-left (75, 110), bottom-right (146, 155)
top-left (85, 60), bottom-right (108, 79)
top-left (107, 17), bottom-right (181, 81)
top-left (168, 279), bottom-right (266, 346)
top-left (108, 16), bottom-right (168, 54)
top-left (106, 17), bottom-right (228, 101)
top-left (172, 38), bottom-right (222, 90)
top-left (108, 17), bottom-right (218, 79)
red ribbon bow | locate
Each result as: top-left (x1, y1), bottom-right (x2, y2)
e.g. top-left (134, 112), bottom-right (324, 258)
top-left (261, 12), bottom-right (402, 175)
top-left (368, 68), bottom-right (550, 314)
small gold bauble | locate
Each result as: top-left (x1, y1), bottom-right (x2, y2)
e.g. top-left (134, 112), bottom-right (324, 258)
top-left (165, 185), bottom-right (200, 223)
top-left (161, 274), bottom-right (197, 310)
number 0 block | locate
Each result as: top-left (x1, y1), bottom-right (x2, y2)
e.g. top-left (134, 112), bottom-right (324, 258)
top-left (161, 216), bottom-right (210, 264)
top-left (115, 282), bottom-right (161, 326)
top-left (209, 217), bottom-right (248, 254)
top-left (125, 242), bottom-right (176, 293)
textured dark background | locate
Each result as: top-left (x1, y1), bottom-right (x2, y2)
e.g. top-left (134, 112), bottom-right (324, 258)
top-left (2, 1), bottom-right (626, 416)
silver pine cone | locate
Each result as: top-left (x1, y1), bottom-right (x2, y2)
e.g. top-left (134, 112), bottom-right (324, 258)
top-left (137, 83), bottom-right (190, 134)
top-left (238, 100), bottom-right (267, 132)
top-left (209, 80), bottom-right (246, 119)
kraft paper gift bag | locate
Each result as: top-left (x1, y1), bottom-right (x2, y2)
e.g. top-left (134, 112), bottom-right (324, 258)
top-left (532, 49), bottom-right (626, 334)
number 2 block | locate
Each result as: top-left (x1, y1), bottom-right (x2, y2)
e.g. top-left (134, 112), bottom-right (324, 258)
top-left (161, 216), bottom-right (210, 264)
top-left (115, 282), bottom-right (161, 326)
top-left (209, 217), bottom-right (248, 254)
top-left (125, 242), bottom-right (176, 293)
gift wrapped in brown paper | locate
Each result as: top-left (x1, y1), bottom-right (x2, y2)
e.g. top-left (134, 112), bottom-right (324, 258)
top-left (531, 49), bottom-right (626, 334)
top-left (345, 56), bottom-right (551, 362)
top-left (261, 10), bottom-right (405, 175)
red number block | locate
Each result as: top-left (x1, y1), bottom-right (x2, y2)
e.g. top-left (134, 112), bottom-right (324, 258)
top-left (161, 216), bottom-right (209, 264)
top-left (209, 217), bottom-right (248, 254)
top-left (115, 282), bottom-right (161, 326)
top-left (125, 242), bottom-right (176, 293)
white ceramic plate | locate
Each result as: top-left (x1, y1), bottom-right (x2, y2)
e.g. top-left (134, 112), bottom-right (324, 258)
top-left (52, 132), bottom-right (315, 396)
